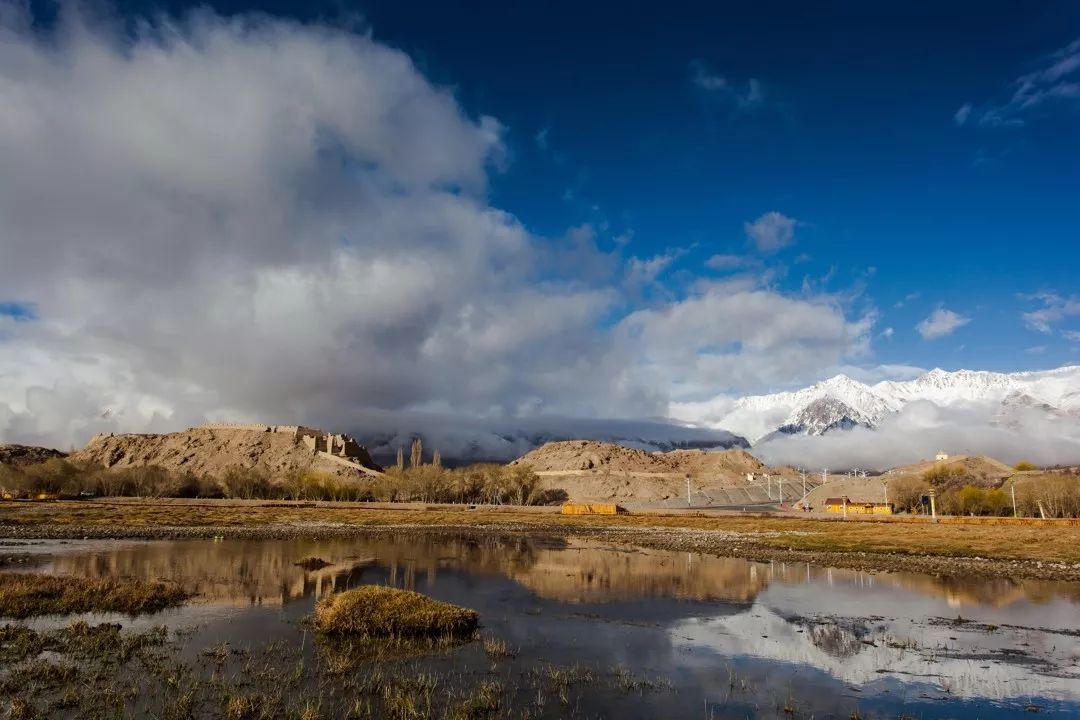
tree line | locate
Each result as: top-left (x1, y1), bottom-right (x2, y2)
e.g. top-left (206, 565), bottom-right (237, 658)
top-left (0, 449), bottom-right (561, 506)
top-left (886, 463), bottom-right (1080, 518)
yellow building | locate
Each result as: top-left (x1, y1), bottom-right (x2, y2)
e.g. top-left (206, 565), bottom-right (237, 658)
top-left (823, 497), bottom-right (894, 515)
top-left (561, 503), bottom-right (628, 515)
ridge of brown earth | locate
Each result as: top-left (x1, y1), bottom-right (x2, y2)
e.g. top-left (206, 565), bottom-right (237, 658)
top-left (0, 444), bottom-right (67, 468)
top-left (510, 440), bottom-right (809, 506)
top-left (69, 426), bottom-right (381, 479)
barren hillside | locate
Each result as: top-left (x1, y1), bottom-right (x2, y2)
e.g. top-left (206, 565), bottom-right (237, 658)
top-left (887, 455), bottom-right (1015, 489)
top-left (0, 444), bottom-right (67, 468)
top-left (71, 426), bottom-right (381, 479)
top-left (512, 440), bottom-right (765, 476)
top-left (511, 440), bottom-right (811, 507)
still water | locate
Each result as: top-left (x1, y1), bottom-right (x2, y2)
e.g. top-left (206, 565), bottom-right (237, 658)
top-left (12, 534), bottom-right (1080, 717)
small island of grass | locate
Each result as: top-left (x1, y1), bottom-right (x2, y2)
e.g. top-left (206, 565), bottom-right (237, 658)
top-left (314, 585), bottom-right (478, 639)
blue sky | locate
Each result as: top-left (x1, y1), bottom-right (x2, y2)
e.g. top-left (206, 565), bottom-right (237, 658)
top-left (2, 1), bottom-right (1080, 445)
top-left (110, 0), bottom-right (1079, 373)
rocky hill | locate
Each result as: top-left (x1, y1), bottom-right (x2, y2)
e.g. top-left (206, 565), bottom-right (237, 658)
top-left (512, 440), bottom-right (765, 476)
top-left (0, 444), bottom-right (67, 468)
top-left (71, 425), bottom-right (382, 479)
top-left (510, 440), bottom-right (809, 507)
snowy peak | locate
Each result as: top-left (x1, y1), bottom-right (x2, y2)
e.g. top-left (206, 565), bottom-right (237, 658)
top-left (699, 365), bottom-right (1080, 443)
top-left (777, 397), bottom-right (875, 436)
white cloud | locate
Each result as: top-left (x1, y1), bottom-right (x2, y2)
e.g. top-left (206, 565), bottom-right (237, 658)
top-left (915, 308), bottom-right (970, 340)
top-left (880, 327), bottom-right (895, 339)
top-left (621, 278), bottom-right (876, 402)
top-left (953, 103), bottom-right (972, 126)
top-left (705, 254), bottom-right (747, 270)
top-left (1022, 292), bottom-right (1080, 334)
top-left (1026, 345), bottom-right (1048, 355)
top-left (959, 37), bottom-right (1080, 128)
top-left (0, 8), bottom-right (880, 449)
top-left (534, 126), bottom-right (549, 150)
top-left (689, 60), bottom-right (764, 109)
top-left (744, 211), bottom-right (797, 254)
top-left (1064, 330), bottom-right (1080, 342)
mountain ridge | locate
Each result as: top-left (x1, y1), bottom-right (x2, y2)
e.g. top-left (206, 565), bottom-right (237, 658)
top-left (693, 365), bottom-right (1080, 443)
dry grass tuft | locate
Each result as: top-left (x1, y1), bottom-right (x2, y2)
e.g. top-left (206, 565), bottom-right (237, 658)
top-left (0, 573), bottom-right (189, 619)
top-left (313, 585), bottom-right (477, 639)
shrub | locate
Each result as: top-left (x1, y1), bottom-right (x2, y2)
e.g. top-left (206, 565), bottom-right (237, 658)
top-left (888, 475), bottom-right (930, 513)
top-left (1014, 460), bottom-right (1038, 472)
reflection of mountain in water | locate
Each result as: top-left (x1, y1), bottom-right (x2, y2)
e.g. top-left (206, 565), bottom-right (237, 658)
top-left (805, 619), bottom-right (869, 658)
top-left (46, 535), bottom-right (1080, 610)
top-left (506, 546), bottom-right (769, 603)
top-left (671, 604), bottom-right (1080, 702)
top-left (48, 535), bottom-right (545, 606)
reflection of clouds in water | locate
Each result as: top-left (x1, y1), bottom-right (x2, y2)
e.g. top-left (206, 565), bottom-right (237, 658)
top-left (671, 603), bottom-right (1080, 702)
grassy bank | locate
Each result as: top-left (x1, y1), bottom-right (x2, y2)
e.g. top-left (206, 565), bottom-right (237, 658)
top-left (2, 498), bottom-right (1079, 575)
top-left (0, 573), bottom-right (190, 618)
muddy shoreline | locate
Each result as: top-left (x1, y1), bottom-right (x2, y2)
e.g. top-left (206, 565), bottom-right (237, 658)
top-left (4, 521), bottom-right (1080, 582)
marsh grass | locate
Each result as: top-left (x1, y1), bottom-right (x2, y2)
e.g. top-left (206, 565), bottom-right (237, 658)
top-left (0, 616), bottom-right (690, 720)
top-left (313, 586), bottom-right (478, 640)
top-left (482, 637), bottom-right (516, 659)
top-left (0, 573), bottom-right (189, 619)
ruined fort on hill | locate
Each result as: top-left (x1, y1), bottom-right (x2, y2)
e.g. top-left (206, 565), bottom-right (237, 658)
top-left (76, 423), bottom-right (382, 479)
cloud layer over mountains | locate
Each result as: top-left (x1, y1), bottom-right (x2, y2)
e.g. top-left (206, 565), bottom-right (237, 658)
top-left (0, 7), bottom-right (875, 449)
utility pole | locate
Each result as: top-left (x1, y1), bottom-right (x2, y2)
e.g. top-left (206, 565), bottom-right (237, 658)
top-left (779, 476), bottom-right (784, 505)
top-left (801, 472), bottom-right (807, 501)
top-left (1011, 484), bottom-right (1017, 518)
top-left (767, 474), bottom-right (772, 500)
top-left (685, 473), bottom-right (691, 508)
top-left (842, 495), bottom-right (848, 519)
top-left (822, 468), bottom-right (828, 485)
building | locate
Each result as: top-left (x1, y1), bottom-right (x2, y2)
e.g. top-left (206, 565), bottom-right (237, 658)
top-left (823, 497), bottom-right (894, 515)
top-left (935, 451), bottom-right (949, 461)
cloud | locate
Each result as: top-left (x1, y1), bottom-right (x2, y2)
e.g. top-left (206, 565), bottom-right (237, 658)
top-left (1026, 345), bottom-right (1048, 355)
top-left (621, 278), bottom-right (877, 402)
top-left (705, 254), bottom-right (747, 271)
top-left (534, 126), bottom-right (549, 150)
top-left (689, 60), bottom-right (764, 109)
top-left (915, 308), bottom-right (970, 340)
top-left (893, 291), bottom-right (921, 309)
top-left (958, 37), bottom-right (1080, 128)
top-left (953, 103), bottom-right (972, 126)
top-left (1021, 292), bottom-right (1080, 334)
top-left (744, 211), bottom-right (797, 254)
top-left (349, 410), bottom-right (744, 464)
top-left (880, 327), bottom-right (895, 339)
top-left (0, 7), bottom-right (881, 450)
top-left (1064, 330), bottom-right (1080, 342)
top-left (754, 400), bottom-right (1080, 469)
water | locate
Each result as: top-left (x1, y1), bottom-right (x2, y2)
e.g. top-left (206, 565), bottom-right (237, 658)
top-left (8, 534), bottom-right (1080, 717)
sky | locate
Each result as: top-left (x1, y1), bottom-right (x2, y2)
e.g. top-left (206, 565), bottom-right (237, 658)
top-left (1, 1), bottom-right (1079, 448)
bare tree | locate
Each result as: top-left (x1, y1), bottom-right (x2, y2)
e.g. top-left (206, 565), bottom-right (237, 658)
top-left (409, 438), bottom-right (423, 469)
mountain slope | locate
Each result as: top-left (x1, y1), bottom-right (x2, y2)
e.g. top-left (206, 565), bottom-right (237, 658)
top-left (690, 365), bottom-right (1080, 443)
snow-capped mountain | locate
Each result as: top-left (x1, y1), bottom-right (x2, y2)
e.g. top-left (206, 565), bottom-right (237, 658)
top-left (694, 365), bottom-right (1080, 443)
